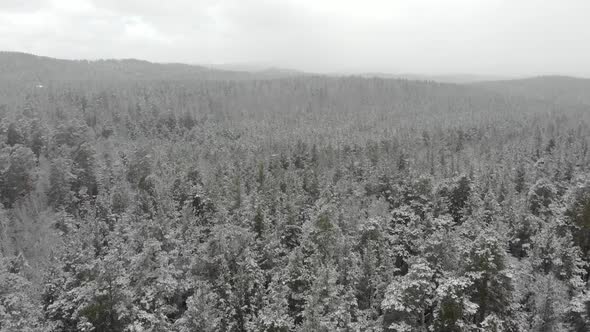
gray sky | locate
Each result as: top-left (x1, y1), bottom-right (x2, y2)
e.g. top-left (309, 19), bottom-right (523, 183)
top-left (2, 0), bottom-right (590, 76)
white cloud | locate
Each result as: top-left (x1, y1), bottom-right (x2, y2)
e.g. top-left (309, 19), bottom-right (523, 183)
top-left (0, 0), bottom-right (49, 12)
top-left (122, 17), bottom-right (173, 44)
top-left (1, 0), bottom-right (589, 76)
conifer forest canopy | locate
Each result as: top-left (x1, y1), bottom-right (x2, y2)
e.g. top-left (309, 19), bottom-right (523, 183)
top-left (2, 52), bottom-right (590, 331)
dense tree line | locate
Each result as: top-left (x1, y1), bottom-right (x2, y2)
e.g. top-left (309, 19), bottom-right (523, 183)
top-left (1, 63), bottom-right (590, 331)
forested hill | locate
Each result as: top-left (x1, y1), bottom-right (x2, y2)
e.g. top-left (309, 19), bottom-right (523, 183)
top-left (2, 52), bottom-right (590, 331)
top-left (0, 52), bottom-right (303, 83)
top-left (473, 76), bottom-right (590, 106)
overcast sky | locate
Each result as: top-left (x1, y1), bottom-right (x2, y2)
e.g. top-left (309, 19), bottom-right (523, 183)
top-left (2, 0), bottom-right (589, 76)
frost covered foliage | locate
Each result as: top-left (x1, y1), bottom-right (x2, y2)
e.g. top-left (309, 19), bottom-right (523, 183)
top-left (0, 255), bottom-right (48, 331)
top-left (1, 56), bottom-right (590, 331)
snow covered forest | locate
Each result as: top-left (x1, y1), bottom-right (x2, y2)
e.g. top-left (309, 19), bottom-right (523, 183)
top-left (2, 52), bottom-right (590, 331)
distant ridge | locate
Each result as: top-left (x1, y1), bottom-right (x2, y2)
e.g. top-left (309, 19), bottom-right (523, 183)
top-left (0, 51), bottom-right (305, 83)
top-left (473, 75), bottom-right (590, 106)
top-left (356, 73), bottom-right (513, 84)
top-left (205, 62), bottom-right (307, 76)
top-left (1, 51), bottom-right (587, 93)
